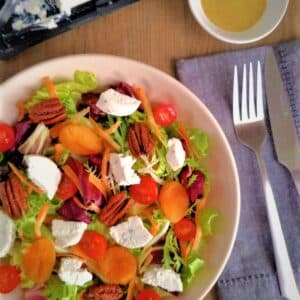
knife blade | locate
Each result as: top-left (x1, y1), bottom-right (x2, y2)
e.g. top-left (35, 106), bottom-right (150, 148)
top-left (264, 47), bottom-right (300, 194)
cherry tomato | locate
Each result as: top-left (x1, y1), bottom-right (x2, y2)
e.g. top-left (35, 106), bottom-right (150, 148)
top-left (0, 265), bottom-right (20, 293)
top-left (56, 173), bottom-right (78, 201)
top-left (76, 231), bottom-right (107, 260)
top-left (153, 104), bottom-right (177, 127)
top-left (136, 289), bottom-right (161, 300)
top-left (0, 123), bottom-right (15, 152)
top-left (129, 175), bottom-right (158, 205)
top-left (174, 218), bottom-right (196, 241)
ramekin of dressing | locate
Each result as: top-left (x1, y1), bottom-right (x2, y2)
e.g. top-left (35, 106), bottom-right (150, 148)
top-left (188, 0), bottom-right (289, 44)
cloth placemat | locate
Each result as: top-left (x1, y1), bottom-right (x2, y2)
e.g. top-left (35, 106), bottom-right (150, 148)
top-left (176, 40), bottom-right (300, 300)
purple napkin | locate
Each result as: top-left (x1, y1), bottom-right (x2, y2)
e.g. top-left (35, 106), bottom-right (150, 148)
top-left (176, 40), bottom-right (300, 300)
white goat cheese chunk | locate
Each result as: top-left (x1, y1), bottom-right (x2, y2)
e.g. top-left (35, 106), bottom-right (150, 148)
top-left (52, 220), bottom-right (87, 248)
top-left (109, 153), bottom-right (140, 186)
top-left (166, 138), bottom-right (186, 171)
top-left (56, 0), bottom-right (90, 16)
top-left (109, 216), bottom-right (153, 249)
top-left (0, 211), bottom-right (16, 257)
top-left (24, 155), bottom-right (61, 199)
top-left (142, 265), bottom-right (183, 292)
top-left (58, 258), bottom-right (92, 286)
top-left (96, 88), bottom-right (140, 116)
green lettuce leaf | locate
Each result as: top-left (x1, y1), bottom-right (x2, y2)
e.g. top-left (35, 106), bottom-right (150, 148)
top-left (181, 257), bottom-right (205, 288)
top-left (43, 275), bottom-right (93, 300)
top-left (14, 193), bottom-right (61, 240)
top-left (200, 208), bottom-right (219, 236)
top-left (187, 128), bottom-right (209, 157)
top-left (0, 152), bottom-right (4, 162)
top-left (163, 230), bottom-right (183, 272)
top-left (9, 241), bottom-right (35, 288)
top-left (26, 71), bottom-right (98, 117)
top-left (88, 214), bottom-right (110, 239)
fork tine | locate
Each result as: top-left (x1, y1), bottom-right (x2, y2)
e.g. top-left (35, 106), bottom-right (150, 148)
top-left (256, 61), bottom-right (264, 118)
top-left (248, 62), bottom-right (255, 118)
top-left (233, 65), bottom-right (240, 124)
top-left (241, 64), bottom-right (248, 121)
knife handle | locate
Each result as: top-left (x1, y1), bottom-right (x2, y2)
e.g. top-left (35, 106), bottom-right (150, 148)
top-left (256, 152), bottom-right (300, 300)
top-left (291, 169), bottom-right (300, 195)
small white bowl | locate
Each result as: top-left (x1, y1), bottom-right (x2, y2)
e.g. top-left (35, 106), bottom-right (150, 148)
top-left (188, 0), bottom-right (289, 44)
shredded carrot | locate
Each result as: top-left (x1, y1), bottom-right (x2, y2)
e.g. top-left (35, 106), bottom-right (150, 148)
top-left (196, 197), bottom-right (207, 211)
top-left (89, 172), bottom-right (107, 199)
top-left (89, 118), bottom-right (120, 151)
top-left (35, 203), bottom-right (49, 239)
top-left (88, 203), bottom-right (101, 214)
top-left (132, 86), bottom-right (163, 143)
top-left (135, 277), bottom-right (144, 291)
top-left (62, 165), bottom-right (82, 195)
top-left (179, 240), bottom-right (189, 261)
top-left (192, 225), bottom-right (202, 251)
top-left (105, 120), bottom-right (122, 134)
top-left (50, 122), bottom-right (67, 138)
top-left (176, 122), bottom-right (195, 157)
top-left (101, 149), bottom-right (111, 193)
top-left (126, 276), bottom-right (136, 300)
top-left (8, 162), bottom-right (43, 194)
top-left (70, 107), bottom-right (90, 124)
top-left (53, 144), bottom-right (65, 163)
top-left (16, 100), bottom-right (27, 121)
top-left (44, 215), bottom-right (58, 225)
top-left (72, 196), bottom-right (90, 211)
top-left (141, 207), bottom-right (160, 236)
top-left (43, 76), bottom-right (57, 98)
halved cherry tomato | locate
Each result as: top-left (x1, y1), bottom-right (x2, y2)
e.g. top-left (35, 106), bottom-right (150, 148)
top-left (76, 231), bottom-right (107, 260)
top-left (56, 173), bottom-right (78, 201)
top-left (174, 218), bottom-right (196, 241)
top-left (0, 265), bottom-right (20, 293)
top-left (129, 175), bottom-right (158, 205)
top-left (0, 123), bottom-right (15, 152)
top-left (153, 104), bottom-right (177, 127)
top-left (136, 289), bottom-right (161, 300)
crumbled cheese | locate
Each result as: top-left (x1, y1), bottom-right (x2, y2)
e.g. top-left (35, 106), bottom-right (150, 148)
top-left (109, 153), bottom-right (140, 186)
top-left (109, 216), bottom-right (153, 248)
top-left (166, 138), bottom-right (186, 171)
top-left (0, 211), bottom-right (15, 258)
top-left (52, 220), bottom-right (87, 248)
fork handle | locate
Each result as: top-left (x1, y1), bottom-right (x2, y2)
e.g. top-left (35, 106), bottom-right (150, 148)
top-left (256, 152), bottom-right (300, 300)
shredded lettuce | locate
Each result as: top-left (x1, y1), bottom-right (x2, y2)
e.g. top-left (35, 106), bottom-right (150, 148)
top-left (181, 257), bottom-right (205, 288)
top-left (152, 287), bottom-right (172, 297)
top-left (14, 193), bottom-right (61, 240)
top-left (162, 230), bottom-right (183, 272)
top-left (9, 241), bottom-right (35, 288)
top-left (187, 128), bottom-right (209, 157)
top-left (43, 275), bottom-right (93, 300)
top-left (200, 208), bottom-right (219, 236)
top-left (88, 214), bottom-right (110, 239)
top-left (26, 71), bottom-right (98, 117)
top-left (0, 152), bottom-right (4, 162)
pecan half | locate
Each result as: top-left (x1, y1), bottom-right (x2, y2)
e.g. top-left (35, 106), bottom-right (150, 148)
top-left (128, 122), bottom-right (154, 157)
top-left (99, 192), bottom-right (133, 226)
top-left (28, 98), bottom-right (66, 125)
top-left (0, 176), bottom-right (28, 219)
top-left (83, 284), bottom-right (123, 300)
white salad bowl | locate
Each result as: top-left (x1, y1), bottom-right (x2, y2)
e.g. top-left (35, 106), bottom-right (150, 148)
top-left (0, 55), bottom-right (240, 300)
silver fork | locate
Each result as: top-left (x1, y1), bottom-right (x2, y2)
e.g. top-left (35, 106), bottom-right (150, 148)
top-left (233, 62), bottom-right (300, 300)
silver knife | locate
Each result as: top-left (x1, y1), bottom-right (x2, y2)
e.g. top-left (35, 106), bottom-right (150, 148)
top-left (265, 48), bottom-right (300, 194)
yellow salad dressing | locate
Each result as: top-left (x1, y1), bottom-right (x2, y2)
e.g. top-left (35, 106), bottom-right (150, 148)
top-left (201, 0), bottom-right (267, 32)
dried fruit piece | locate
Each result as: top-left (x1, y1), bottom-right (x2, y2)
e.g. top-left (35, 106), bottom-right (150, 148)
top-left (99, 192), bottom-right (133, 226)
top-left (22, 238), bottom-right (56, 284)
top-left (128, 123), bottom-right (154, 157)
top-left (83, 284), bottom-right (123, 300)
top-left (28, 98), bottom-right (66, 125)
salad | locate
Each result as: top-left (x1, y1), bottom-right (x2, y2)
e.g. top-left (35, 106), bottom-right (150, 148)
top-left (0, 71), bottom-right (218, 300)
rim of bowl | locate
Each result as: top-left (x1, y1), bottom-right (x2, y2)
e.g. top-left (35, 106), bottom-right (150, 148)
top-left (0, 54), bottom-right (241, 299)
top-left (188, 0), bottom-right (290, 44)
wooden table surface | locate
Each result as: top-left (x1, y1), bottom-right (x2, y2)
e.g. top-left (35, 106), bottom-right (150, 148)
top-left (0, 0), bottom-right (299, 299)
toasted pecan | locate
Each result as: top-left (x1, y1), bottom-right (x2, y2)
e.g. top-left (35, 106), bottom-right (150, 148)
top-left (28, 98), bottom-right (66, 125)
top-left (128, 122), bottom-right (154, 157)
top-left (0, 176), bottom-right (28, 219)
top-left (83, 284), bottom-right (123, 300)
top-left (99, 192), bottom-right (133, 226)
